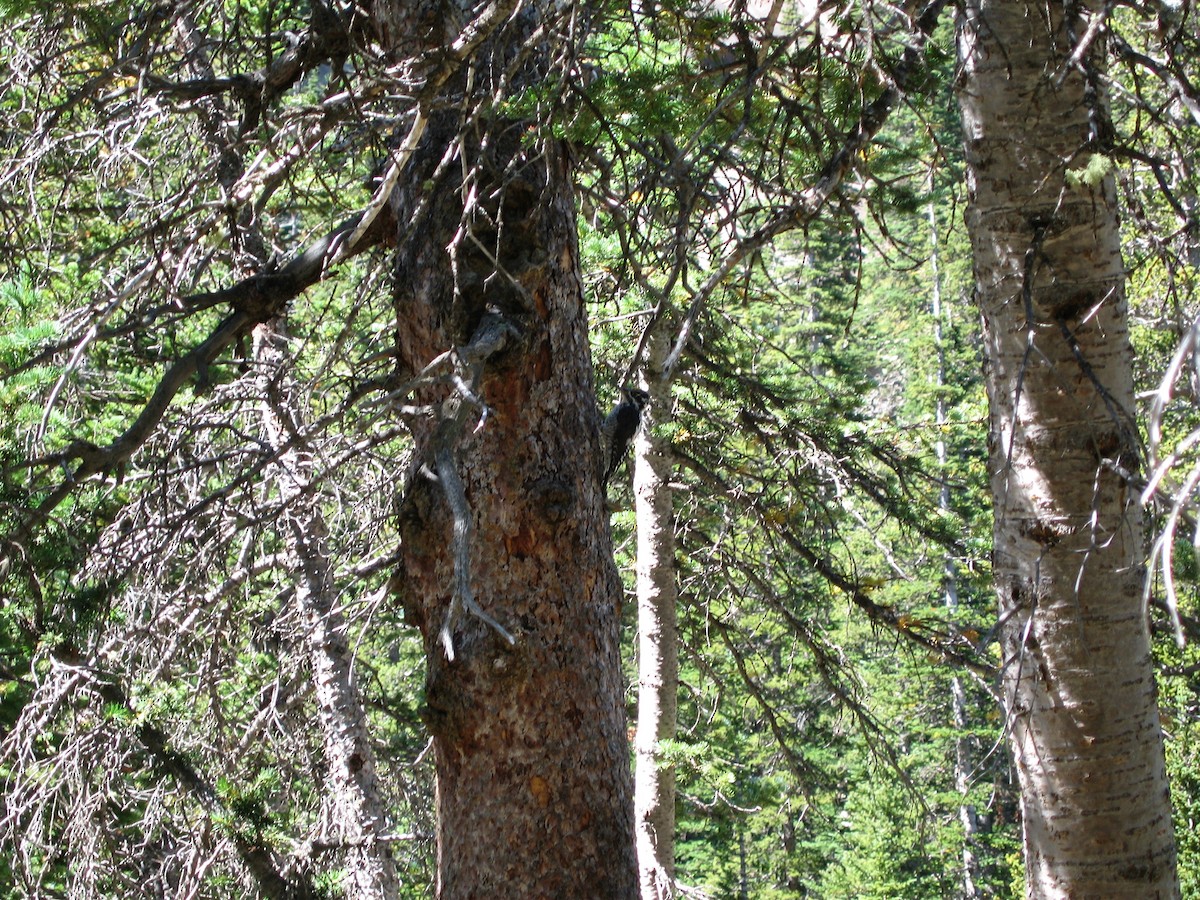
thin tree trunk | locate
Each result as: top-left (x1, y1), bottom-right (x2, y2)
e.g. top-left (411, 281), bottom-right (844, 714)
top-left (256, 320), bottom-right (400, 900)
top-left (633, 333), bottom-right (679, 900)
top-left (929, 197), bottom-right (981, 900)
top-left (372, 3), bottom-right (638, 895)
top-left (956, 3), bottom-right (1178, 896)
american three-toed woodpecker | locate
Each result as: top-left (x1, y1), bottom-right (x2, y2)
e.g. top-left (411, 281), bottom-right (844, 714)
top-left (602, 388), bottom-right (650, 486)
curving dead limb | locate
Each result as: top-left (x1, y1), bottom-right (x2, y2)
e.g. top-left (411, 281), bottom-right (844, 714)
top-left (5, 205), bottom-right (394, 551)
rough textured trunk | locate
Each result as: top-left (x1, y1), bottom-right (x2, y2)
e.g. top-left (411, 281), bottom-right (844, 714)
top-left (956, 3), bottom-right (1178, 897)
top-left (373, 4), bottom-right (637, 896)
top-left (390, 128), bottom-right (638, 899)
top-left (255, 321), bottom-right (399, 900)
top-left (632, 335), bottom-right (679, 900)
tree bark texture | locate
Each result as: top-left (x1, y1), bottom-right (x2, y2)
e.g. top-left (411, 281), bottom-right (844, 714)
top-left (633, 334), bottom-right (679, 900)
top-left (256, 321), bottom-right (400, 900)
top-left (956, 3), bottom-right (1178, 897)
top-left (373, 4), bottom-right (638, 897)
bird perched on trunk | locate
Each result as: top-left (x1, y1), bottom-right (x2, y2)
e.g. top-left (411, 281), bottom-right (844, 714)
top-left (601, 387), bottom-right (650, 486)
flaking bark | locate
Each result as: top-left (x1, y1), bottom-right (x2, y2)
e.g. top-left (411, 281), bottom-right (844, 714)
top-left (374, 3), bottom-right (638, 895)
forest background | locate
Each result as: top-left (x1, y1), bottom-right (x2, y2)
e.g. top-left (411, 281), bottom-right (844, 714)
top-left (0, 0), bottom-right (1198, 898)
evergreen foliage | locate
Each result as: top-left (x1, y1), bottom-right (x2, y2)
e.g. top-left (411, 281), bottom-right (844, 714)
top-left (0, 0), bottom-right (1197, 896)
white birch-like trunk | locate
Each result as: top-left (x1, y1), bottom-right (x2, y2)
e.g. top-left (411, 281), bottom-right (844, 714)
top-left (956, 3), bottom-right (1178, 896)
top-left (632, 335), bottom-right (679, 900)
top-left (255, 321), bottom-right (399, 900)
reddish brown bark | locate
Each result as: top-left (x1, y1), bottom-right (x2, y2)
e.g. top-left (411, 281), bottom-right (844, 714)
top-left (388, 116), bottom-right (636, 899)
top-left (375, 5), bottom-right (637, 889)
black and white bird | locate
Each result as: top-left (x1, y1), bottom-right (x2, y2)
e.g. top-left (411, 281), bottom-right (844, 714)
top-left (601, 387), bottom-right (650, 486)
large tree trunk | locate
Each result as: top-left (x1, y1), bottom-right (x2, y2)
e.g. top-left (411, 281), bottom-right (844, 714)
top-left (633, 334), bottom-right (679, 900)
top-left (956, 3), bottom-right (1178, 897)
top-left (373, 4), bottom-right (638, 897)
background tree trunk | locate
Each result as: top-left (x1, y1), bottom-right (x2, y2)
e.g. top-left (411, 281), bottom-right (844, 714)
top-left (633, 332), bottom-right (679, 900)
top-left (956, 3), bottom-right (1178, 896)
top-left (256, 319), bottom-right (400, 900)
top-left (929, 197), bottom-right (981, 900)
